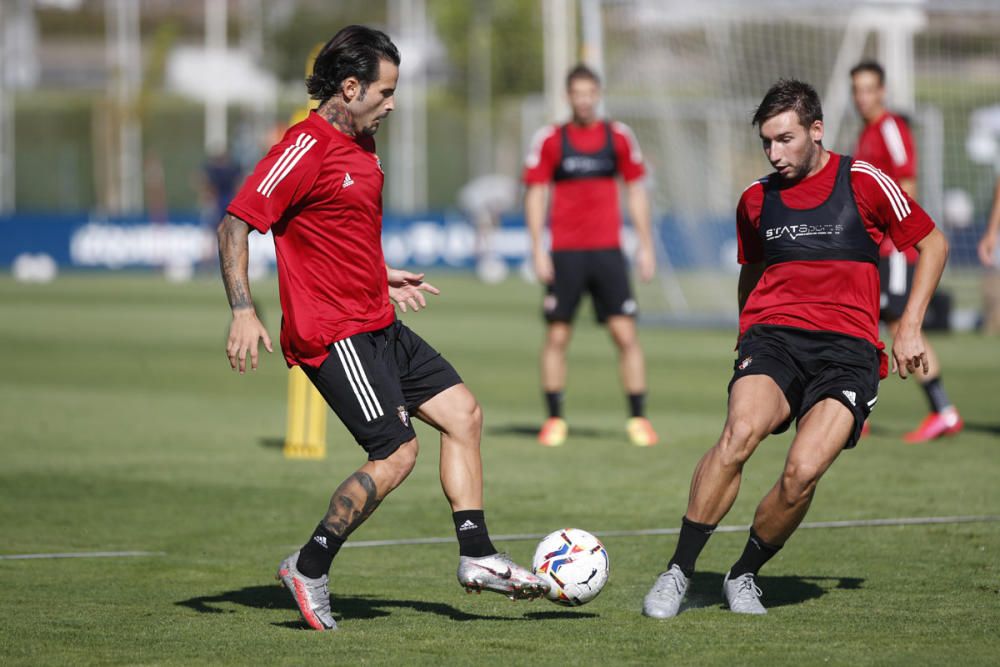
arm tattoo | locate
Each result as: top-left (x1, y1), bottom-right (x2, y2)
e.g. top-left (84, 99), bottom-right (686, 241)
top-left (321, 471), bottom-right (381, 538)
top-left (217, 215), bottom-right (253, 310)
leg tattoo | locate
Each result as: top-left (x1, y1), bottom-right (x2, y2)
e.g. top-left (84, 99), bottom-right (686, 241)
top-left (321, 472), bottom-right (381, 539)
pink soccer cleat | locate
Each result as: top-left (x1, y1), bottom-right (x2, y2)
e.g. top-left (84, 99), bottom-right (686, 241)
top-left (903, 408), bottom-right (964, 444)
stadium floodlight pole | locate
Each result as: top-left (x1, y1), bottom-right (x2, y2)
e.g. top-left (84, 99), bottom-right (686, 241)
top-left (579, 0), bottom-right (604, 117)
top-left (388, 0), bottom-right (429, 212)
top-left (542, 0), bottom-right (576, 122)
top-left (0, 1), bottom-right (12, 214)
top-left (204, 0), bottom-right (228, 155)
top-left (105, 0), bottom-right (143, 214)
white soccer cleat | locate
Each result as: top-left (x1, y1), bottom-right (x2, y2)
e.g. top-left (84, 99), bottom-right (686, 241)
top-left (276, 551), bottom-right (338, 630)
top-left (723, 571), bottom-right (767, 615)
top-left (457, 552), bottom-right (550, 600)
top-left (642, 563), bottom-right (688, 619)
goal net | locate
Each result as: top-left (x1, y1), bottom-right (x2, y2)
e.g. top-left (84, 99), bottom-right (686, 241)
top-left (591, 0), bottom-right (1000, 326)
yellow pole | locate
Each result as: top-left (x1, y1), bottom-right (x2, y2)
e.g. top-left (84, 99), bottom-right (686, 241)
top-left (284, 366), bottom-right (326, 459)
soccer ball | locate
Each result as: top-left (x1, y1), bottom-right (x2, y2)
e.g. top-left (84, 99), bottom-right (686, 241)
top-left (531, 528), bottom-right (609, 606)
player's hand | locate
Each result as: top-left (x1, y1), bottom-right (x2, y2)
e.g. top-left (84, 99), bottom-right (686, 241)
top-left (533, 249), bottom-right (554, 284)
top-left (890, 321), bottom-right (927, 379)
top-left (636, 245), bottom-right (656, 283)
top-left (226, 309), bottom-right (272, 374)
top-left (978, 232), bottom-right (997, 267)
top-left (387, 268), bottom-right (440, 313)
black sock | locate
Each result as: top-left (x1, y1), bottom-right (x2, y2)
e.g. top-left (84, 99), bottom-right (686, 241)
top-left (628, 393), bottom-right (646, 418)
top-left (668, 516), bottom-right (716, 577)
top-left (545, 392), bottom-right (563, 419)
top-left (728, 528), bottom-right (782, 578)
top-left (453, 510), bottom-right (497, 558)
top-left (921, 376), bottom-right (952, 413)
top-left (296, 523), bottom-right (346, 578)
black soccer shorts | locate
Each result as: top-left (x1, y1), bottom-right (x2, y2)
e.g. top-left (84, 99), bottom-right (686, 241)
top-left (301, 320), bottom-right (462, 461)
top-left (544, 248), bottom-right (637, 324)
top-left (879, 252), bottom-right (914, 322)
top-left (728, 325), bottom-right (880, 449)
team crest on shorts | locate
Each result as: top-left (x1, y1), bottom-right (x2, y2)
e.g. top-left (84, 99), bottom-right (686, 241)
top-left (397, 405), bottom-right (409, 427)
top-left (738, 355), bottom-right (753, 370)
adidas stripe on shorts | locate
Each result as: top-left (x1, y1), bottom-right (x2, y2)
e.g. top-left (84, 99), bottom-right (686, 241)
top-left (301, 320), bottom-right (462, 460)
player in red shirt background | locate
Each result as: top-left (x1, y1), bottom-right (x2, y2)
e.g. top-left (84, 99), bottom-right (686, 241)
top-left (851, 60), bottom-right (963, 442)
top-left (523, 64), bottom-right (659, 448)
top-left (642, 79), bottom-right (949, 618)
top-left (217, 25), bottom-right (547, 631)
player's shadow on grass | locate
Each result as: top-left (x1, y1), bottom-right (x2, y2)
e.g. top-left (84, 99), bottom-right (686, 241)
top-left (176, 586), bottom-right (596, 628)
top-left (680, 572), bottom-right (864, 612)
top-left (487, 423), bottom-right (618, 440)
top-left (962, 421), bottom-right (1000, 436)
top-left (258, 437), bottom-right (284, 450)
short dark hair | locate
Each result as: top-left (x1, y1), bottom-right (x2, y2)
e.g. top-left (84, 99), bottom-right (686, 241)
top-left (306, 25), bottom-right (400, 102)
top-left (850, 60), bottom-right (885, 86)
top-left (752, 78), bottom-right (824, 129)
top-left (566, 63), bottom-right (600, 90)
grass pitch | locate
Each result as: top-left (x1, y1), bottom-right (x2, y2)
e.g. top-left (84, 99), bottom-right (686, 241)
top-left (0, 272), bottom-right (998, 666)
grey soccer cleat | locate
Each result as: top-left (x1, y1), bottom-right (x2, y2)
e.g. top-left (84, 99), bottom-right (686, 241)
top-left (275, 551), bottom-right (338, 630)
top-left (723, 571), bottom-right (767, 615)
top-left (642, 563), bottom-right (689, 618)
top-left (457, 552), bottom-right (549, 600)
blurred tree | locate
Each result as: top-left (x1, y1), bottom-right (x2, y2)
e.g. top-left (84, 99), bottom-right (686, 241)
top-left (431, 0), bottom-right (544, 99)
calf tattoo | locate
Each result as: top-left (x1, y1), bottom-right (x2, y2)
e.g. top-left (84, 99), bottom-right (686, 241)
top-left (322, 472), bottom-right (381, 538)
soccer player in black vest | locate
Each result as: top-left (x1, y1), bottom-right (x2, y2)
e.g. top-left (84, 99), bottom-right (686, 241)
top-left (523, 64), bottom-right (659, 448)
top-left (642, 79), bottom-right (949, 617)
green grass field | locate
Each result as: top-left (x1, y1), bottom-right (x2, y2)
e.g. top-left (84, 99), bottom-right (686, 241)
top-left (1, 273), bottom-right (998, 666)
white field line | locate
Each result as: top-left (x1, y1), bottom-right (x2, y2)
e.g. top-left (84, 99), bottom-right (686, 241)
top-left (0, 550), bottom-right (165, 561)
top-left (3, 515), bottom-right (997, 559)
top-left (341, 514), bottom-right (1000, 549)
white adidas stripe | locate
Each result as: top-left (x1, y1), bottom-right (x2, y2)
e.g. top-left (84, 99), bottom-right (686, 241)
top-left (867, 396), bottom-right (879, 407)
top-left (880, 117), bottom-right (909, 168)
top-left (853, 160), bottom-right (910, 216)
top-left (613, 121), bottom-right (644, 164)
top-left (256, 133), bottom-right (316, 198)
top-left (345, 338), bottom-right (383, 417)
top-left (852, 162), bottom-right (910, 221)
top-left (257, 133), bottom-right (307, 196)
top-left (262, 136), bottom-right (316, 197)
top-left (333, 341), bottom-right (372, 422)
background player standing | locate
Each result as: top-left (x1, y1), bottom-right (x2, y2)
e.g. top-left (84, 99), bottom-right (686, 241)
top-left (523, 64), bottom-right (659, 448)
top-left (851, 60), bottom-right (963, 442)
top-left (642, 79), bottom-right (949, 618)
top-left (217, 25), bottom-right (546, 631)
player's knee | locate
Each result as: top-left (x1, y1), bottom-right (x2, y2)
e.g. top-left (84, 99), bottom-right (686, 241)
top-left (462, 398), bottom-right (484, 440)
top-left (779, 461), bottom-right (821, 506)
top-left (719, 418), bottom-right (762, 466)
top-left (386, 438), bottom-right (419, 481)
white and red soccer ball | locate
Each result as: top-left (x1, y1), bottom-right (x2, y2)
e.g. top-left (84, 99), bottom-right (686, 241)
top-left (531, 528), bottom-right (609, 606)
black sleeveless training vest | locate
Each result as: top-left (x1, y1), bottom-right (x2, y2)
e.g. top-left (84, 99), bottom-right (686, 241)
top-left (758, 155), bottom-right (878, 267)
top-left (552, 121), bottom-right (618, 182)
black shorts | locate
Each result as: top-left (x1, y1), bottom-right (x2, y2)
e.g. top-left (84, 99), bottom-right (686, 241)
top-left (301, 320), bottom-right (462, 461)
top-left (879, 252), bottom-right (914, 322)
top-left (544, 248), bottom-right (637, 324)
top-left (728, 325), bottom-right (880, 449)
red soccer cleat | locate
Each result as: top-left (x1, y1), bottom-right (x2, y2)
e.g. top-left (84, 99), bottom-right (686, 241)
top-left (902, 408), bottom-right (964, 444)
top-left (860, 420), bottom-right (871, 438)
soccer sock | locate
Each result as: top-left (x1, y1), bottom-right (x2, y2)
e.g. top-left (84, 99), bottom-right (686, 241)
top-left (628, 393), bottom-right (646, 419)
top-left (728, 528), bottom-right (782, 579)
top-left (296, 523), bottom-right (346, 579)
top-left (921, 376), bottom-right (953, 413)
top-left (545, 391), bottom-right (563, 419)
top-left (668, 516), bottom-right (716, 577)
top-left (453, 510), bottom-right (497, 558)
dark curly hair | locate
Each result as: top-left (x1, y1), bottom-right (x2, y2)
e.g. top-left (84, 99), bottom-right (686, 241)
top-left (306, 25), bottom-right (400, 103)
top-left (752, 78), bottom-right (823, 129)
